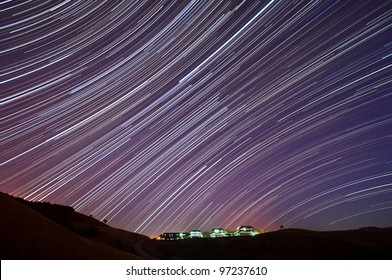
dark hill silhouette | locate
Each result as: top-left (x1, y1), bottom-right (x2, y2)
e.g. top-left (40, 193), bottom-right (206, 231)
top-left (12, 194), bottom-right (149, 255)
top-left (357, 226), bottom-right (392, 232)
top-left (2, 192), bottom-right (391, 260)
top-left (142, 228), bottom-right (392, 260)
top-left (0, 192), bottom-right (147, 259)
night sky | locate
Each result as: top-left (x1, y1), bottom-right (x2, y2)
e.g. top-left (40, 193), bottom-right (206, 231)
top-left (1, 0), bottom-right (391, 237)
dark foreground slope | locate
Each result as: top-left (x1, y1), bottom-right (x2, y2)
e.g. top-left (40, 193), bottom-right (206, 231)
top-left (142, 228), bottom-right (392, 260)
top-left (0, 192), bottom-right (147, 259)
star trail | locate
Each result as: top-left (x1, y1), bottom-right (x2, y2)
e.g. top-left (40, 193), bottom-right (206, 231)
top-left (1, 0), bottom-right (391, 237)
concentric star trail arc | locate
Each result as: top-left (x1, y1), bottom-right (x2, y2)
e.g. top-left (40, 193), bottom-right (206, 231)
top-left (1, 0), bottom-right (391, 237)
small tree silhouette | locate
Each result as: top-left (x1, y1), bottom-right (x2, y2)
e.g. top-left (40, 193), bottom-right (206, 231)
top-left (280, 225), bottom-right (284, 230)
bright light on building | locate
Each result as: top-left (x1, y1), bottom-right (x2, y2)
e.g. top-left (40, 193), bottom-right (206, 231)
top-left (211, 227), bottom-right (226, 237)
top-left (157, 225), bottom-right (264, 240)
top-left (189, 230), bottom-right (203, 238)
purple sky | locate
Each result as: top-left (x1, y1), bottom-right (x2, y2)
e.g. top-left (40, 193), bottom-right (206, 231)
top-left (1, 0), bottom-right (391, 237)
